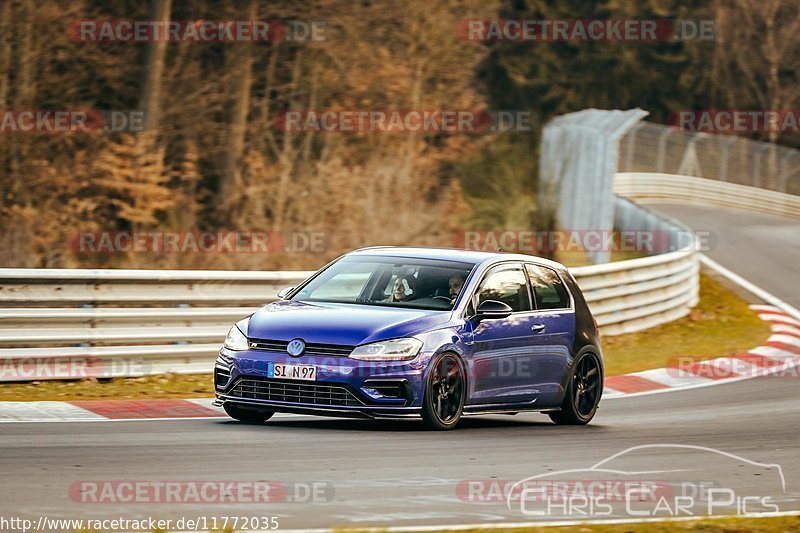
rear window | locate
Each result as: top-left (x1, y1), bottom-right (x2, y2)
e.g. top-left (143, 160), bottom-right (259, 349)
top-left (525, 264), bottom-right (570, 310)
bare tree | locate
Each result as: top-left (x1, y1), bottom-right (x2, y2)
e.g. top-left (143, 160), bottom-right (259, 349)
top-left (138, 0), bottom-right (172, 132)
top-left (713, 0), bottom-right (800, 145)
top-left (220, 0), bottom-right (258, 214)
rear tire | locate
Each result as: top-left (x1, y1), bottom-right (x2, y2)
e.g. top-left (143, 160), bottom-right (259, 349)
top-left (549, 352), bottom-right (602, 425)
top-left (422, 353), bottom-right (466, 430)
top-left (224, 403), bottom-right (275, 424)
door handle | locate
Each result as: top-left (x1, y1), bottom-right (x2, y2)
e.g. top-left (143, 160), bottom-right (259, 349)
top-left (531, 324), bottom-right (546, 333)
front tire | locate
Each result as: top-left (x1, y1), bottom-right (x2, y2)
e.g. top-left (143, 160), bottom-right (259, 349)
top-left (549, 352), bottom-right (602, 425)
top-left (422, 353), bottom-right (466, 430)
top-left (224, 403), bottom-right (275, 424)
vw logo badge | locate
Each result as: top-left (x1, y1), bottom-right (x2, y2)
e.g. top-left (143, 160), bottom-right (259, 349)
top-left (287, 338), bottom-right (305, 357)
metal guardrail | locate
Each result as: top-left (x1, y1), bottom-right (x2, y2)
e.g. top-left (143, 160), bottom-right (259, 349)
top-left (573, 246), bottom-right (699, 336)
top-left (0, 230), bottom-right (699, 380)
top-left (0, 270), bottom-right (313, 380)
top-left (615, 172), bottom-right (800, 219)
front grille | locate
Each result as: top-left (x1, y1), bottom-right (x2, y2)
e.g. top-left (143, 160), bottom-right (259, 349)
top-left (249, 338), bottom-right (355, 357)
top-left (229, 377), bottom-right (363, 406)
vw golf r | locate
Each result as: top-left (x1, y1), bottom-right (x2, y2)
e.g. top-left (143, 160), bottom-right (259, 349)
top-left (214, 247), bottom-right (603, 430)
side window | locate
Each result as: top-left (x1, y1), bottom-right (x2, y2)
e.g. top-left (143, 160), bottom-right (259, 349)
top-left (476, 267), bottom-right (532, 312)
top-left (525, 264), bottom-right (570, 310)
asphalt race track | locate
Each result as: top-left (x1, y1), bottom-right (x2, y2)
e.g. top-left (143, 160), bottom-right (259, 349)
top-left (2, 378), bottom-right (799, 528)
top-left (648, 203), bottom-right (800, 307)
top-left (1, 205), bottom-right (798, 530)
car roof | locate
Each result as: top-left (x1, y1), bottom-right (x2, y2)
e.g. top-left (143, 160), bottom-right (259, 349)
top-left (348, 246), bottom-right (568, 271)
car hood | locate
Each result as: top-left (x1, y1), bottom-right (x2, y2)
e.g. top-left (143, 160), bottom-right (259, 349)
top-left (243, 300), bottom-right (452, 346)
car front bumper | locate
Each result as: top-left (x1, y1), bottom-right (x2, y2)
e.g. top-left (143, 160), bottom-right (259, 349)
top-left (214, 347), bottom-right (428, 418)
top-left (213, 395), bottom-right (423, 419)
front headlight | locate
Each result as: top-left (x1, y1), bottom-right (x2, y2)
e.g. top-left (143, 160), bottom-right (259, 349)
top-left (349, 338), bottom-right (423, 361)
top-left (223, 324), bottom-right (249, 351)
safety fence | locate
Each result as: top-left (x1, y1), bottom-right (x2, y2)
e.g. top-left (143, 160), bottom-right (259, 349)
top-left (619, 121), bottom-right (800, 196)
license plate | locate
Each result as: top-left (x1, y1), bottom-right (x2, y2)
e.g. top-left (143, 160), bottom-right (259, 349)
top-left (268, 362), bottom-right (317, 381)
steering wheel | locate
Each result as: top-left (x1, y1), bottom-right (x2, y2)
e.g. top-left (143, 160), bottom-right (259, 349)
top-left (432, 296), bottom-right (452, 302)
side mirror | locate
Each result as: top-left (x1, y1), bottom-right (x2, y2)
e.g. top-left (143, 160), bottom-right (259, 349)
top-left (277, 287), bottom-right (295, 300)
top-left (473, 299), bottom-right (513, 322)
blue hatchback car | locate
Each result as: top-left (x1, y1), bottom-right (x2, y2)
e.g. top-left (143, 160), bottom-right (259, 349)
top-left (214, 247), bottom-right (603, 430)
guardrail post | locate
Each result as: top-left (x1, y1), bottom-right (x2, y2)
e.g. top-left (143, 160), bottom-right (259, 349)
top-left (623, 122), bottom-right (645, 171)
top-left (677, 137), bottom-right (702, 178)
top-left (778, 150), bottom-right (794, 194)
top-left (752, 143), bottom-right (767, 189)
top-left (656, 127), bottom-right (671, 173)
top-left (718, 136), bottom-right (737, 182)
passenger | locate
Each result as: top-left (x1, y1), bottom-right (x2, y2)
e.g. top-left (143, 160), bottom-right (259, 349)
top-left (388, 276), bottom-right (417, 302)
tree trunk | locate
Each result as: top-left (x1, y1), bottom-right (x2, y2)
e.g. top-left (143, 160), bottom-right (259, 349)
top-left (0, 0), bottom-right (13, 110)
top-left (221, 0), bottom-right (258, 215)
top-left (138, 0), bottom-right (172, 133)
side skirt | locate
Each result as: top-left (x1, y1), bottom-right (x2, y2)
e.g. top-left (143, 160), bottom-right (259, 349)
top-left (462, 404), bottom-right (561, 416)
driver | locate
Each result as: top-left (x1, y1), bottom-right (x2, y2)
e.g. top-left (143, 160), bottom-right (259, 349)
top-left (448, 274), bottom-right (466, 303)
top-left (388, 275), bottom-right (417, 302)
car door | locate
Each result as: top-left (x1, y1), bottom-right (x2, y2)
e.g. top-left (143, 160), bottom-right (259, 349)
top-left (523, 263), bottom-right (575, 406)
top-left (467, 263), bottom-right (541, 404)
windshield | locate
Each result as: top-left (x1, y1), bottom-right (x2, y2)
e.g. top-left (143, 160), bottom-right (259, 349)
top-left (291, 256), bottom-right (475, 310)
